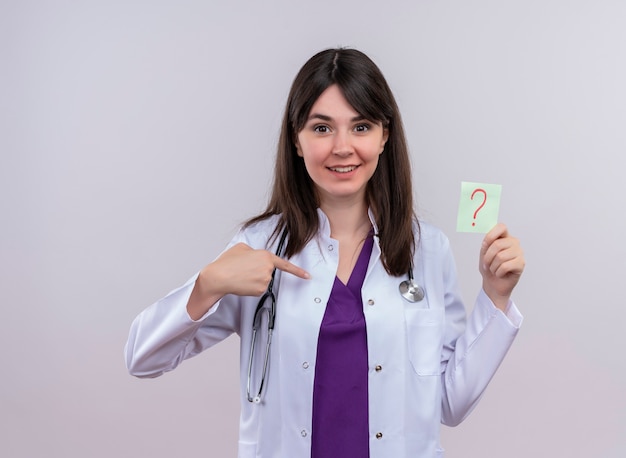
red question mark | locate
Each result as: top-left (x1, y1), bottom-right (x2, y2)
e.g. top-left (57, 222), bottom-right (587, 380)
top-left (471, 188), bottom-right (487, 227)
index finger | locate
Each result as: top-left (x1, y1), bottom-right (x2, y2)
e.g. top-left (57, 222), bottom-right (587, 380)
top-left (271, 254), bottom-right (311, 280)
top-left (481, 223), bottom-right (509, 253)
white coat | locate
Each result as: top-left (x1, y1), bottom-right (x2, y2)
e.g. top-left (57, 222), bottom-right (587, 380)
top-left (125, 210), bottom-right (522, 458)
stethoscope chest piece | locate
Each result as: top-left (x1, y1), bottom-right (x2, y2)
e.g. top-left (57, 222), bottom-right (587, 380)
top-left (399, 266), bottom-right (425, 302)
top-left (399, 280), bottom-right (425, 302)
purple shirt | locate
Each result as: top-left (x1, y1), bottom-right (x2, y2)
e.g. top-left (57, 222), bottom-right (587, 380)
top-left (311, 234), bottom-right (373, 458)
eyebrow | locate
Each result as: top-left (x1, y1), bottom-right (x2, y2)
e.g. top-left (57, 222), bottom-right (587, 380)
top-left (307, 113), bottom-right (367, 122)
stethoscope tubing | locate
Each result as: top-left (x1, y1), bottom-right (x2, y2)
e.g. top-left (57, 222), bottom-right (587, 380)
top-left (247, 229), bottom-right (288, 403)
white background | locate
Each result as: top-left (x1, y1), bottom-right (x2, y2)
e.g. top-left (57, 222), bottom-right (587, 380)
top-left (2, 1), bottom-right (625, 456)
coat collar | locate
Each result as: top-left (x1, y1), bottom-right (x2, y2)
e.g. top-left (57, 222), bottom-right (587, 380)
top-left (314, 207), bottom-right (382, 275)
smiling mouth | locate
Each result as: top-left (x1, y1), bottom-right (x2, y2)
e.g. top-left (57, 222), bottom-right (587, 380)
top-left (328, 165), bottom-right (358, 173)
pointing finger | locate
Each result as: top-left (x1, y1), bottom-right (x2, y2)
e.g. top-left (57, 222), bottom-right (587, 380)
top-left (271, 254), bottom-right (311, 280)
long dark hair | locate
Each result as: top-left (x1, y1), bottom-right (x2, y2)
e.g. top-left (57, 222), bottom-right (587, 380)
top-left (245, 48), bottom-right (416, 276)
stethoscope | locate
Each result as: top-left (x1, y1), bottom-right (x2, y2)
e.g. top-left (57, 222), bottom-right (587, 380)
top-left (246, 230), bottom-right (288, 404)
top-left (399, 266), bottom-right (425, 302)
top-left (246, 230), bottom-right (425, 404)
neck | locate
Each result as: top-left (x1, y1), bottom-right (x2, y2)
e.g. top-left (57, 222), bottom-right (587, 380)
top-left (320, 198), bottom-right (371, 240)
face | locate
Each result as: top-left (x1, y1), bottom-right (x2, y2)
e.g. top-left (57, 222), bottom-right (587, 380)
top-left (296, 84), bottom-right (388, 207)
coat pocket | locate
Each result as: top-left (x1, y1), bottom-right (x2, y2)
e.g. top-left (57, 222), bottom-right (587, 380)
top-left (237, 441), bottom-right (257, 458)
top-left (405, 307), bottom-right (445, 376)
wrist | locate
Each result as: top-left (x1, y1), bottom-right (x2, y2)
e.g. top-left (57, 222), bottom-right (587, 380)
top-left (187, 265), bottom-right (224, 320)
top-left (482, 285), bottom-right (511, 312)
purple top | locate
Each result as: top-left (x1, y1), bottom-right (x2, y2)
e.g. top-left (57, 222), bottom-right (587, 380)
top-left (311, 234), bottom-right (373, 458)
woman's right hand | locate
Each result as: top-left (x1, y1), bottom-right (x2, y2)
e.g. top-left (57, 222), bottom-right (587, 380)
top-left (187, 243), bottom-right (310, 320)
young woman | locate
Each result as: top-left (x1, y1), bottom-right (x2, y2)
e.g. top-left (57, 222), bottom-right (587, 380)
top-left (125, 48), bottom-right (525, 458)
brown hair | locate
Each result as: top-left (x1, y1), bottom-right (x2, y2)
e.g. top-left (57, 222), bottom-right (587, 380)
top-left (245, 48), bottom-right (417, 276)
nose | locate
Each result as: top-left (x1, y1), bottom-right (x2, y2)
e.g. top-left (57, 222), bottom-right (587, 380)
top-left (331, 131), bottom-right (354, 156)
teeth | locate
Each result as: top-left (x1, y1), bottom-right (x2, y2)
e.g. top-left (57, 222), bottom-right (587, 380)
top-left (330, 166), bottom-right (356, 173)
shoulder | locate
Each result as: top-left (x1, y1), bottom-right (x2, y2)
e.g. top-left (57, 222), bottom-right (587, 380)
top-left (413, 219), bottom-right (458, 278)
top-left (414, 219), bottom-right (452, 254)
top-left (235, 215), bottom-right (282, 250)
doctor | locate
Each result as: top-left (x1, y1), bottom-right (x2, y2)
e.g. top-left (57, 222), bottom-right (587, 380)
top-left (125, 48), bottom-right (525, 458)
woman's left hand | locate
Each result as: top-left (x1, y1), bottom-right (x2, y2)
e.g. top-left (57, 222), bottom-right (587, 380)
top-left (479, 223), bottom-right (525, 311)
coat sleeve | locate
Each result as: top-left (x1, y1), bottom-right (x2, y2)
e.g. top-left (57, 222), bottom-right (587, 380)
top-left (124, 232), bottom-right (250, 378)
top-left (437, 233), bottom-right (523, 426)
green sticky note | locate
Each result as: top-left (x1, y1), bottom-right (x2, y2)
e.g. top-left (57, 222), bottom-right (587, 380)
top-left (457, 182), bottom-right (502, 233)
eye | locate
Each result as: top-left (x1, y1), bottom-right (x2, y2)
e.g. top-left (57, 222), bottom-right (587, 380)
top-left (313, 125), bottom-right (330, 133)
top-left (354, 123), bottom-right (371, 133)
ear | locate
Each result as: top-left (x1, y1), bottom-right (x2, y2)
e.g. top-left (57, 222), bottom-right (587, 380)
top-left (295, 139), bottom-right (303, 157)
top-left (380, 128), bottom-right (389, 153)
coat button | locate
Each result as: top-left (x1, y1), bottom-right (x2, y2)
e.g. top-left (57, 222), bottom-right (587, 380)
top-left (375, 365), bottom-right (382, 372)
top-left (367, 299), bottom-right (375, 306)
top-left (376, 432), bottom-right (383, 439)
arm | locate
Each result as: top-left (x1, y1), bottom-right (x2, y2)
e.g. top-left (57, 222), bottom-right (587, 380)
top-left (439, 226), bottom-right (524, 425)
top-left (125, 228), bottom-right (310, 378)
top-left (124, 273), bottom-right (240, 378)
